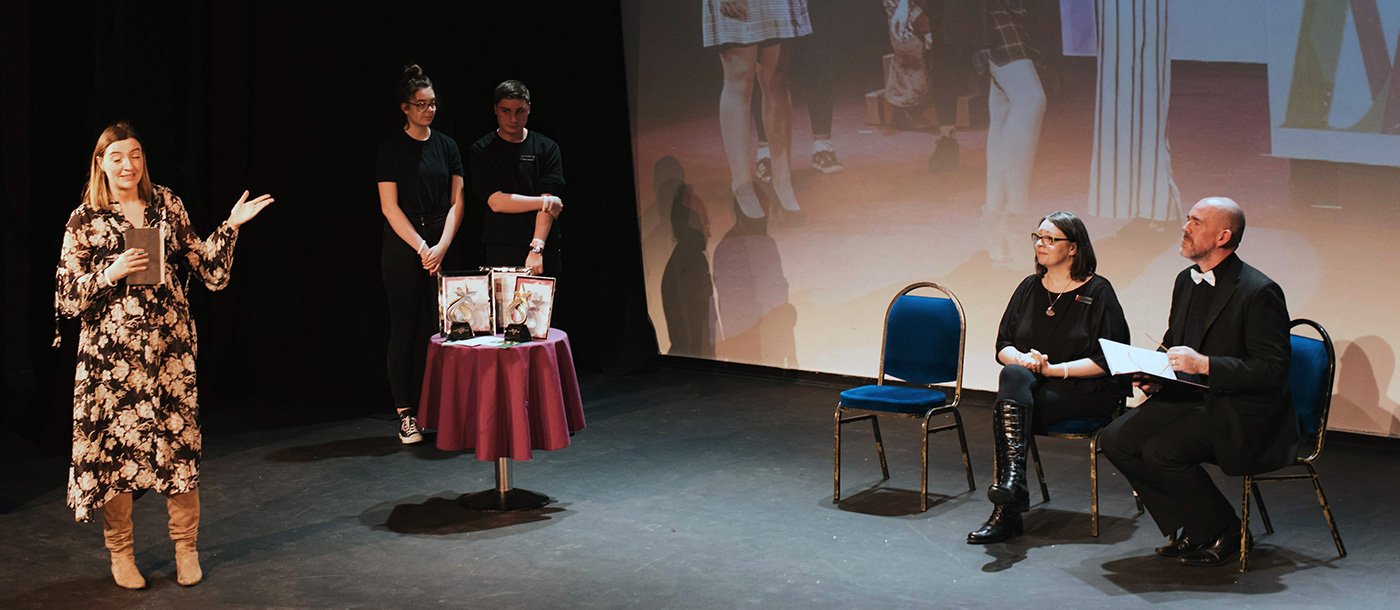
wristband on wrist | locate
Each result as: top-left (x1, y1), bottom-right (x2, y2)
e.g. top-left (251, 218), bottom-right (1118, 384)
top-left (1060, 364), bottom-right (1069, 379)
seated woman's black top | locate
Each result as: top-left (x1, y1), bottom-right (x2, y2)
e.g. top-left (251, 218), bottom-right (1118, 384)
top-left (996, 274), bottom-right (1131, 397)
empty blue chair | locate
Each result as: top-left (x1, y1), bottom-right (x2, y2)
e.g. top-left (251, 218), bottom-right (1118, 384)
top-left (833, 282), bottom-right (974, 511)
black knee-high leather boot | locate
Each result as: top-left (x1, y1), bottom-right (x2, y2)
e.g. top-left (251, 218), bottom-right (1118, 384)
top-left (987, 400), bottom-right (1031, 511)
top-left (967, 503), bottom-right (1025, 544)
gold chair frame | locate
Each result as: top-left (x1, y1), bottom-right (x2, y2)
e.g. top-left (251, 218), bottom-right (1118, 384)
top-left (1025, 419), bottom-right (1143, 537)
top-left (1239, 318), bottom-right (1346, 572)
top-left (833, 282), bottom-right (975, 512)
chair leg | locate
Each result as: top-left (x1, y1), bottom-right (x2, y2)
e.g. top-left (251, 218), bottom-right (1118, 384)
top-left (833, 409), bottom-right (843, 503)
top-left (1251, 481), bottom-right (1273, 534)
top-left (871, 416), bottom-right (890, 480)
top-left (1240, 476), bottom-right (1252, 573)
top-left (1133, 491), bottom-right (1144, 515)
top-left (921, 420), bottom-right (930, 512)
top-left (1304, 461), bottom-right (1347, 558)
top-left (1089, 431), bottom-right (1100, 537)
top-left (1027, 435), bottom-right (1050, 504)
top-left (951, 408), bottom-right (975, 492)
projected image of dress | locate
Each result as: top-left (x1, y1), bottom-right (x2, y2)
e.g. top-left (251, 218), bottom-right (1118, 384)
top-left (1087, 0), bottom-right (1179, 222)
top-left (703, 0), bottom-right (811, 218)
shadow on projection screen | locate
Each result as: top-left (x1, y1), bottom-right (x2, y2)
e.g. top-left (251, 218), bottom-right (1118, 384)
top-left (621, 0), bottom-right (1400, 438)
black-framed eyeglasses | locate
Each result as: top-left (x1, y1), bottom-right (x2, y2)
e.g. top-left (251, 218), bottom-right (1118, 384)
top-left (409, 100), bottom-right (438, 112)
top-left (1031, 233), bottom-right (1073, 245)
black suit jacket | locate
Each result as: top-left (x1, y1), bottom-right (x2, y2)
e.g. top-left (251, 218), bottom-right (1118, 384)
top-left (1163, 253), bottom-right (1299, 476)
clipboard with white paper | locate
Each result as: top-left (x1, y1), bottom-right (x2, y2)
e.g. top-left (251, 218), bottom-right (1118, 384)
top-left (1098, 338), bottom-right (1208, 389)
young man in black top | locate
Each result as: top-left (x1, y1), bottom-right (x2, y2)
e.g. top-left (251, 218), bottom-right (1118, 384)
top-left (468, 80), bottom-right (564, 277)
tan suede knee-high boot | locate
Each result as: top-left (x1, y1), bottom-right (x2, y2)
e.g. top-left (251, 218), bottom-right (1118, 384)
top-left (102, 492), bottom-right (147, 589)
top-left (166, 489), bottom-right (202, 586)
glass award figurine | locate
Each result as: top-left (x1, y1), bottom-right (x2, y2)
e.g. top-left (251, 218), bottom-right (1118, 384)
top-left (445, 287), bottom-right (476, 341)
top-left (503, 290), bottom-right (534, 342)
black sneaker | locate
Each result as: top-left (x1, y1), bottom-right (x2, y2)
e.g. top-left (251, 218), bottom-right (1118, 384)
top-left (398, 414), bottom-right (424, 444)
top-left (812, 150), bottom-right (845, 174)
top-left (754, 157), bottom-right (773, 183)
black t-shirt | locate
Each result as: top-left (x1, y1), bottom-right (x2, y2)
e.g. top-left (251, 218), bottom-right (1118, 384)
top-left (468, 130), bottom-right (565, 247)
top-left (375, 129), bottom-right (464, 216)
top-left (996, 274), bottom-right (1131, 395)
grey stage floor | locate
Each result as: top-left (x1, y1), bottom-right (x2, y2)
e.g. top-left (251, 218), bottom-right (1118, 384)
top-left (1, 366), bottom-right (1396, 609)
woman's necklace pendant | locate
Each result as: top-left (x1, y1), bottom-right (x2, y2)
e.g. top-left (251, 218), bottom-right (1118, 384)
top-left (1045, 306), bottom-right (1056, 317)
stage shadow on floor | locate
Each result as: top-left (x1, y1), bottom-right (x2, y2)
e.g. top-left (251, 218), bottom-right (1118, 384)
top-left (264, 436), bottom-right (459, 462)
top-left (1090, 539), bottom-right (1345, 594)
top-left (360, 493), bottom-right (570, 537)
top-left (827, 485), bottom-right (972, 518)
top-left (0, 575), bottom-right (172, 610)
top-left (977, 508), bottom-right (1140, 572)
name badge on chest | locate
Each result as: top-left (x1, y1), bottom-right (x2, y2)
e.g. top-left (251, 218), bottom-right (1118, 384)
top-left (519, 154), bottom-right (536, 162)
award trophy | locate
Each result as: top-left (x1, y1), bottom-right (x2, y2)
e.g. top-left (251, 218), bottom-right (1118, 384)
top-left (503, 290), bottom-right (534, 342)
top-left (444, 287), bottom-right (476, 341)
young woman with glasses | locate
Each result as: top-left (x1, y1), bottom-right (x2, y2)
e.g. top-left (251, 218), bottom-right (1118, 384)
top-left (376, 64), bottom-right (466, 444)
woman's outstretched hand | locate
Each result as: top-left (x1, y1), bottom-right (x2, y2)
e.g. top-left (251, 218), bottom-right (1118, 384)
top-left (228, 191), bottom-right (275, 228)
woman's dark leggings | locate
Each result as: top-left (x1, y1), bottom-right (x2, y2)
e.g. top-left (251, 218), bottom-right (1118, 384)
top-left (382, 214), bottom-right (453, 410)
top-left (996, 365), bottom-right (1122, 433)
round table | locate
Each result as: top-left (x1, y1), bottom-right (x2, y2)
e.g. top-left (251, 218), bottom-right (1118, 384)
top-left (417, 328), bottom-right (586, 510)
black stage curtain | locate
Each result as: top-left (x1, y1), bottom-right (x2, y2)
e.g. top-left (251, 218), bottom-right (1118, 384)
top-left (0, 1), bottom-right (659, 455)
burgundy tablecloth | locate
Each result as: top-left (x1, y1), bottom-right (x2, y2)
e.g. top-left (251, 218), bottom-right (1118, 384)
top-left (417, 328), bottom-right (585, 460)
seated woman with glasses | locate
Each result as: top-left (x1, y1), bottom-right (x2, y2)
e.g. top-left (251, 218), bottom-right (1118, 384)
top-left (967, 211), bottom-right (1131, 544)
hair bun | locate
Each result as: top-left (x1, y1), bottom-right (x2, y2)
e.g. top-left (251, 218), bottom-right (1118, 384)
top-left (396, 64), bottom-right (434, 104)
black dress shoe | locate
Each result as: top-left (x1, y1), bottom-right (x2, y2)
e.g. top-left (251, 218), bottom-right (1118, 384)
top-left (967, 504), bottom-right (1024, 544)
top-left (1179, 529), bottom-right (1252, 567)
top-left (1154, 534), bottom-right (1199, 558)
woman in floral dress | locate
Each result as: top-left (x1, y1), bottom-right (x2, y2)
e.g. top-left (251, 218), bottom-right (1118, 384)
top-left (55, 121), bottom-right (273, 589)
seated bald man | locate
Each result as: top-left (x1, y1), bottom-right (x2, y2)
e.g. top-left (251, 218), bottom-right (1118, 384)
top-left (1101, 197), bottom-right (1299, 567)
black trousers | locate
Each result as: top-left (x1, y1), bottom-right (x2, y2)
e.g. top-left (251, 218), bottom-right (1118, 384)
top-left (750, 0), bottom-right (836, 140)
top-left (381, 214), bottom-right (455, 410)
top-left (995, 365), bottom-right (1122, 433)
top-left (1099, 399), bottom-right (1238, 540)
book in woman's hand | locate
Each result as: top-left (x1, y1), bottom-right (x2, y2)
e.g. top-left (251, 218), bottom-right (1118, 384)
top-left (122, 226), bottom-right (165, 285)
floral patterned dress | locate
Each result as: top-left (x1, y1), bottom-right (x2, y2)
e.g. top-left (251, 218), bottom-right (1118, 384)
top-left (55, 185), bottom-right (239, 522)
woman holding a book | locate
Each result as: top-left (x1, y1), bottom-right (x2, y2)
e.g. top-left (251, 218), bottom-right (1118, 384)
top-left (967, 211), bottom-right (1130, 544)
top-left (55, 121), bottom-right (272, 588)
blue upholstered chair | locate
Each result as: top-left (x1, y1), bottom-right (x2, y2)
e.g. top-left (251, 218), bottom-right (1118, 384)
top-left (833, 282), bottom-right (974, 512)
top-left (1025, 405), bottom-right (1143, 537)
top-left (1238, 318), bottom-right (1347, 572)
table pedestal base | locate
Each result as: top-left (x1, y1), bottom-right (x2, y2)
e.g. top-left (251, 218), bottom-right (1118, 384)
top-left (458, 488), bottom-right (550, 511)
top-left (458, 457), bottom-right (550, 511)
